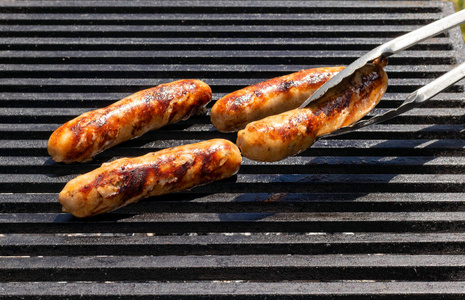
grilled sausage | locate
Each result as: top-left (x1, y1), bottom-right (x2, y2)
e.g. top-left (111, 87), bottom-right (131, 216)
top-left (59, 139), bottom-right (242, 218)
top-left (236, 60), bottom-right (388, 162)
top-left (48, 80), bottom-right (212, 163)
top-left (211, 67), bottom-right (344, 132)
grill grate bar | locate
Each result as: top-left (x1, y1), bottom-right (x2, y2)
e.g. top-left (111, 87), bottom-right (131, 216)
top-left (2, 281), bottom-right (465, 298)
top-left (0, 0), bottom-right (447, 11)
top-left (3, 232), bottom-right (465, 256)
top-left (4, 211), bottom-right (465, 225)
top-left (3, 254), bottom-right (465, 282)
top-left (0, 13), bottom-right (442, 27)
top-left (0, 38), bottom-right (452, 52)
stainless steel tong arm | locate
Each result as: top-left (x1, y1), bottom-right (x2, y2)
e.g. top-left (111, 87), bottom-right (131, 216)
top-left (300, 9), bottom-right (465, 109)
top-left (320, 61), bottom-right (465, 138)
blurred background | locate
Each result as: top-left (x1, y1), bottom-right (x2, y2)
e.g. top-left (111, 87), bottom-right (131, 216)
top-left (448, 0), bottom-right (465, 38)
top-left (449, 0), bottom-right (464, 10)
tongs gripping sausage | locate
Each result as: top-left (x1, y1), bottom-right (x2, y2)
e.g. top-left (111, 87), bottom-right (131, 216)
top-left (300, 9), bottom-right (465, 109)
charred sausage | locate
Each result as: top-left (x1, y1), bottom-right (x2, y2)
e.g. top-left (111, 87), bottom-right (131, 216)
top-left (211, 67), bottom-right (344, 132)
top-left (48, 80), bottom-right (212, 163)
top-left (236, 60), bottom-right (388, 162)
top-left (58, 139), bottom-right (242, 218)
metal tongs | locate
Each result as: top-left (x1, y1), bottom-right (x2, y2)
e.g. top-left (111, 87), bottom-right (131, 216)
top-left (299, 9), bottom-right (465, 138)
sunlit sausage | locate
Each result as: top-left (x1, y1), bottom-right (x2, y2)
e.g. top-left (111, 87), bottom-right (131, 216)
top-left (59, 139), bottom-right (242, 218)
top-left (211, 67), bottom-right (344, 132)
top-left (236, 60), bottom-right (388, 162)
top-left (48, 80), bottom-right (212, 163)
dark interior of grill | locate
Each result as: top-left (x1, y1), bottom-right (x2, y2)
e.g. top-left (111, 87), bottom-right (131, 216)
top-left (2, 0), bottom-right (465, 298)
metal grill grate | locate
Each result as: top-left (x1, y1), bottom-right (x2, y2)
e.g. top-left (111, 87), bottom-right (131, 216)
top-left (2, 0), bottom-right (465, 298)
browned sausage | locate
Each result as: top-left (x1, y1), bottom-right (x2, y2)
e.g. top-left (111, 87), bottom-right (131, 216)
top-left (48, 80), bottom-right (212, 163)
top-left (58, 139), bottom-right (242, 218)
top-left (211, 67), bottom-right (344, 132)
top-left (236, 60), bottom-right (388, 162)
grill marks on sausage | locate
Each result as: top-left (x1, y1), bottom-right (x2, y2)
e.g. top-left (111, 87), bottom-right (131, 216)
top-left (117, 167), bottom-right (153, 201)
top-left (236, 62), bottom-right (388, 162)
top-left (48, 80), bottom-right (212, 163)
top-left (76, 154), bottom-right (188, 206)
top-left (198, 141), bottom-right (234, 179)
top-left (318, 67), bottom-right (383, 126)
top-left (268, 85), bottom-right (356, 146)
top-left (228, 70), bottom-right (337, 111)
top-left (65, 108), bottom-right (120, 161)
top-left (65, 115), bottom-right (102, 162)
top-left (321, 90), bottom-right (353, 120)
top-left (58, 139), bottom-right (242, 217)
top-left (73, 140), bottom-right (238, 214)
top-left (129, 89), bottom-right (165, 136)
top-left (228, 92), bottom-right (254, 111)
top-left (269, 110), bottom-right (316, 144)
top-left (211, 67), bottom-right (344, 133)
top-left (277, 79), bottom-right (295, 92)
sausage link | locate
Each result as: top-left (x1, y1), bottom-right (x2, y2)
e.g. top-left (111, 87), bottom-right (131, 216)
top-left (211, 67), bottom-right (344, 132)
top-left (236, 61), bottom-right (388, 162)
top-left (59, 139), bottom-right (242, 218)
top-left (48, 80), bottom-right (212, 163)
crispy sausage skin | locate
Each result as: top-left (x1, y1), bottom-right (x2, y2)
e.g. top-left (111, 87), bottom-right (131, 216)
top-left (236, 61), bottom-right (388, 162)
top-left (211, 67), bottom-right (345, 132)
top-left (59, 139), bottom-right (242, 218)
top-left (48, 80), bottom-right (212, 163)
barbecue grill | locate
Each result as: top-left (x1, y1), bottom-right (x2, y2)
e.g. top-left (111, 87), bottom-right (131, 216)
top-left (2, 0), bottom-right (465, 298)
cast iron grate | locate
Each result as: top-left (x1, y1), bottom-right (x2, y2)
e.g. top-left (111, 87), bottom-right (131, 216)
top-left (1, 0), bottom-right (465, 298)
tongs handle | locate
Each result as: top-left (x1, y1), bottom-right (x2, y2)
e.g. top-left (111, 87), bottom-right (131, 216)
top-left (379, 9), bottom-right (465, 58)
top-left (417, 62), bottom-right (465, 103)
top-left (324, 61), bottom-right (465, 137)
top-left (300, 9), bottom-right (465, 109)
